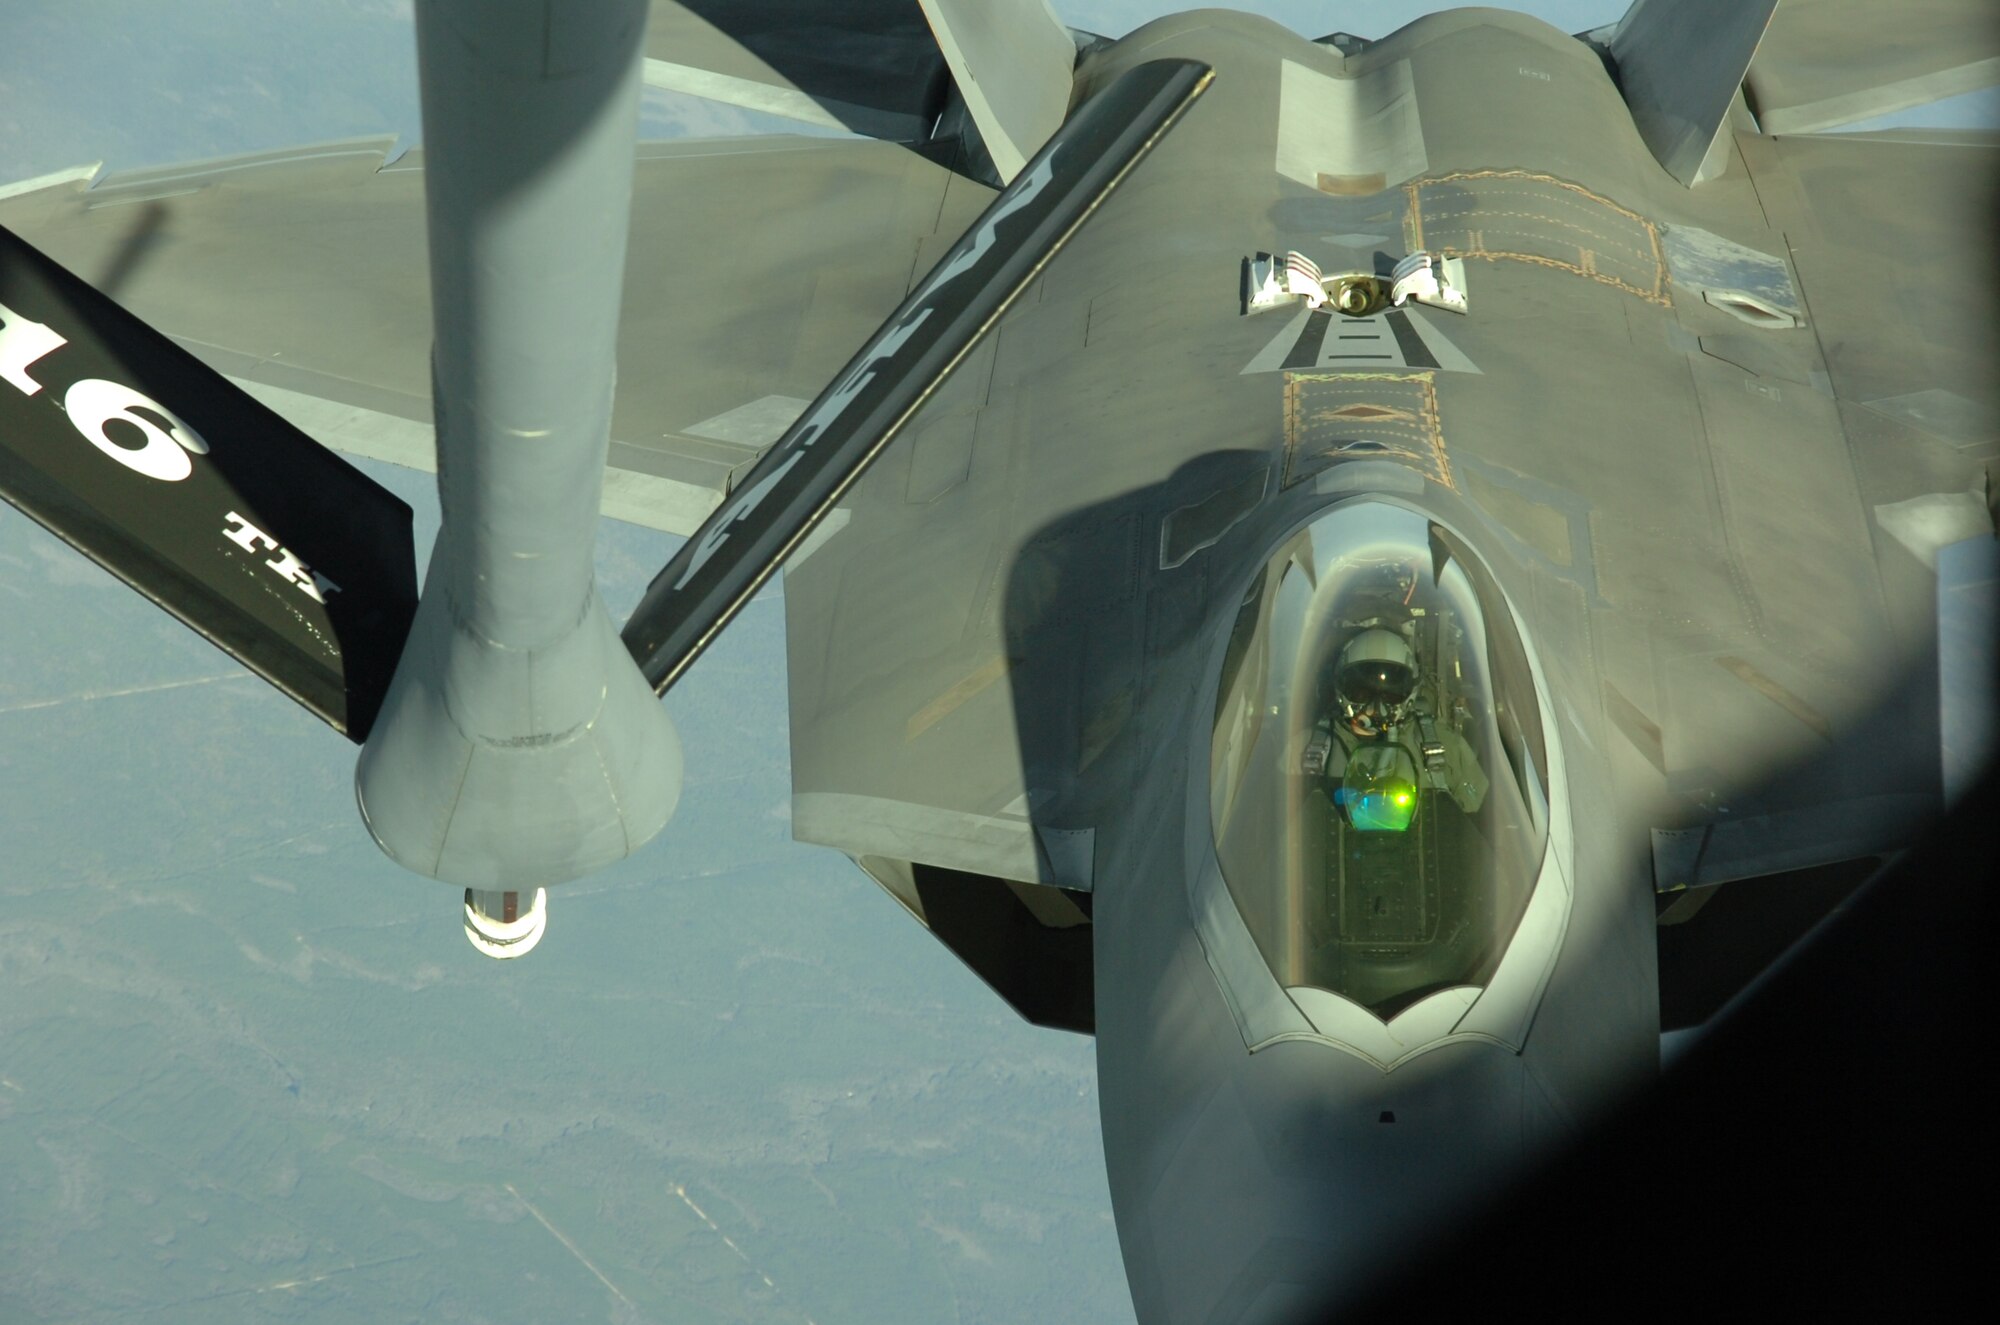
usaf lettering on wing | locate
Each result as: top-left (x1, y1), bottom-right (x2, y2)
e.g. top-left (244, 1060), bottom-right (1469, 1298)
top-left (0, 224), bottom-right (417, 739)
top-left (623, 59), bottom-right (1215, 694)
top-left (0, 297), bottom-right (341, 605)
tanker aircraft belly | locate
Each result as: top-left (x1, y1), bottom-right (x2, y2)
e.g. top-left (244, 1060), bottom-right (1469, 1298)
top-left (1, 1), bottom-right (1994, 1320)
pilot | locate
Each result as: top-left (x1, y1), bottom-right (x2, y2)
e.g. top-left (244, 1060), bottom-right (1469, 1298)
top-left (1302, 625), bottom-right (1488, 828)
top-left (1331, 628), bottom-right (1417, 740)
top-left (1311, 629), bottom-right (1421, 831)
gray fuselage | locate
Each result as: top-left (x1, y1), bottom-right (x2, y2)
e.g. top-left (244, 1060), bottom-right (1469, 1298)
top-left (927, 9), bottom-right (1915, 1318)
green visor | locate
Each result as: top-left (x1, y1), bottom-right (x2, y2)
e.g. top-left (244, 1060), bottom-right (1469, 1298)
top-left (1340, 743), bottom-right (1420, 832)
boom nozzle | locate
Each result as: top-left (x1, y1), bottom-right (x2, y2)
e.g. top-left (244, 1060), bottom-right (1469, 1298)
top-left (464, 888), bottom-right (549, 960)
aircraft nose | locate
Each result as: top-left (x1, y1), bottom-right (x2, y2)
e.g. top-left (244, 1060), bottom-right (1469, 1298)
top-left (1115, 1037), bottom-right (1529, 1324)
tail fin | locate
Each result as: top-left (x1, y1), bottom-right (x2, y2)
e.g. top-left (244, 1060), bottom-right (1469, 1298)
top-left (642, 1), bottom-right (950, 141)
top-left (0, 224), bottom-right (418, 741)
top-left (641, 1), bottom-right (1084, 183)
top-left (920, 0), bottom-right (1079, 182)
top-left (1606, 0), bottom-right (1778, 185)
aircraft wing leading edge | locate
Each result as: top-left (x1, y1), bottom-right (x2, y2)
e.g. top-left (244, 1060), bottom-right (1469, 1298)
top-left (0, 134), bottom-right (1003, 540)
top-left (1747, 0), bottom-right (2000, 134)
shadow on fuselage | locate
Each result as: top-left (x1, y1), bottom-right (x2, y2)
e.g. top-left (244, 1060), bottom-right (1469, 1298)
top-left (1346, 762), bottom-right (1995, 1320)
top-left (998, 446), bottom-right (1275, 834)
top-left (897, 448), bottom-right (1275, 1038)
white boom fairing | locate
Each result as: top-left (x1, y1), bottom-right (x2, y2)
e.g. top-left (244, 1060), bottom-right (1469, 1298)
top-left (355, 0), bottom-right (682, 918)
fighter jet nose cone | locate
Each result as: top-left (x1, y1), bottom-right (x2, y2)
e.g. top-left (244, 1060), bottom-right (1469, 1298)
top-left (463, 887), bottom-right (549, 960)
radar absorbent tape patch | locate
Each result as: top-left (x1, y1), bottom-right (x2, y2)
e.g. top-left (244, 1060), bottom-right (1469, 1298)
top-left (1404, 170), bottom-right (1669, 306)
top-left (1283, 371), bottom-right (1454, 491)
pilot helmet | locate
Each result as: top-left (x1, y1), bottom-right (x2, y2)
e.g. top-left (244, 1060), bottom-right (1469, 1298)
top-left (1334, 627), bottom-right (1417, 736)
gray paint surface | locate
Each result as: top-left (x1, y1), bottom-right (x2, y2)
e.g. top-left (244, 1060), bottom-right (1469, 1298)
top-left (764, 9), bottom-right (1993, 1316)
top-left (1, 2), bottom-right (1995, 1321)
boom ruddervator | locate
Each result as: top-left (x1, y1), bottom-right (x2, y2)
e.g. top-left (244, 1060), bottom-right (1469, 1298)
top-left (1210, 501), bottom-right (1550, 1019)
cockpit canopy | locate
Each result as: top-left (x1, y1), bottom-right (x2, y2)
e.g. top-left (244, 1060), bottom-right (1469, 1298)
top-left (1209, 501), bottom-right (1549, 1019)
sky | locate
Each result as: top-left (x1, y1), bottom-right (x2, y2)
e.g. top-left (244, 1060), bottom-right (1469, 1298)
top-left (1, 1), bottom-right (1991, 180)
top-left (0, 3), bottom-right (1993, 1323)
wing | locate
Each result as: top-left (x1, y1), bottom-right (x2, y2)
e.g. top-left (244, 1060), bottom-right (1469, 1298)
top-left (1620, 124), bottom-right (1997, 1021)
top-left (0, 134), bottom-right (997, 538)
top-left (1638, 125), bottom-right (2000, 878)
top-left (1746, 0), bottom-right (2000, 134)
top-left (0, 53), bottom-right (1213, 1032)
top-left (1738, 130), bottom-right (1998, 463)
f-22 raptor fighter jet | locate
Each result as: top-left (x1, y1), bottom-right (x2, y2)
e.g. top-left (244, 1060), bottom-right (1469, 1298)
top-left (1, 0), bottom-right (1994, 1317)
